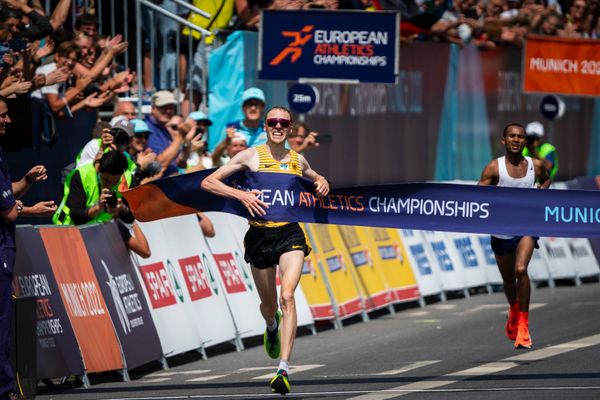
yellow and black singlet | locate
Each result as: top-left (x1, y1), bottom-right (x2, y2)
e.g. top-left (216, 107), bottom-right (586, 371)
top-left (249, 144), bottom-right (302, 228)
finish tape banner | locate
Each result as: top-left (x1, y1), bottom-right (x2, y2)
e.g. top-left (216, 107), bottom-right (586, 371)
top-left (122, 170), bottom-right (600, 238)
top-left (523, 35), bottom-right (600, 96)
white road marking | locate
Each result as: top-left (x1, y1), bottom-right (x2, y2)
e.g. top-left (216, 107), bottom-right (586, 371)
top-left (186, 374), bottom-right (228, 382)
top-left (446, 362), bottom-right (519, 376)
top-left (348, 333), bottom-right (600, 400)
top-left (138, 378), bottom-right (172, 383)
top-left (237, 366), bottom-right (274, 372)
top-left (375, 361), bottom-right (442, 376)
top-left (252, 364), bottom-right (324, 379)
top-left (429, 304), bottom-right (456, 310)
top-left (404, 311), bottom-right (430, 317)
top-left (145, 369), bottom-right (211, 378)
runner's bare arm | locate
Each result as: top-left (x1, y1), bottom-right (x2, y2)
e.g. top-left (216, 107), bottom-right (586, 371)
top-left (201, 148), bottom-right (268, 217)
top-left (299, 154), bottom-right (329, 196)
top-left (478, 160), bottom-right (499, 186)
top-left (533, 158), bottom-right (551, 189)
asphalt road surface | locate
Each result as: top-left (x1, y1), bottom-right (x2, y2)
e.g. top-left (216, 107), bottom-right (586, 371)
top-left (36, 281), bottom-right (600, 400)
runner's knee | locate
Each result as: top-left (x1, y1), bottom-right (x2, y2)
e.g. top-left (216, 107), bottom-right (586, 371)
top-left (279, 291), bottom-right (295, 310)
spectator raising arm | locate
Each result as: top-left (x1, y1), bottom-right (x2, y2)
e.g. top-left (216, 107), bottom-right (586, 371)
top-left (12, 165), bottom-right (47, 199)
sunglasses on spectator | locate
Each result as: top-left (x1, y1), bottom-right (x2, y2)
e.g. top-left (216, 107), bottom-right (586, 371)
top-left (167, 123), bottom-right (178, 130)
top-left (134, 132), bottom-right (149, 139)
top-left (266, 118), bottom-right (291, 128)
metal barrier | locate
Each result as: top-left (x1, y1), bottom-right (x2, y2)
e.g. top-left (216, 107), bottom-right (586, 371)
top-left (56, 0), bottom-right (213, 117)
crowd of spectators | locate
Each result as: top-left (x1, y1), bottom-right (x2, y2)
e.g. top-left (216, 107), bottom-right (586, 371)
top-left (180, 0), bottom-right (599, 49)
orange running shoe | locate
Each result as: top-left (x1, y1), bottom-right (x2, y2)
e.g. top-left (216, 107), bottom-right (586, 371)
top-left (514, 322), bottom-right (532, 349)
top-left (505, 309), bottom-right (519, 341)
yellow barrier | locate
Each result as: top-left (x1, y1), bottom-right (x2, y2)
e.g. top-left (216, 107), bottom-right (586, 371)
top-left (303, 224), bottom-right (363, 319)
top-left (299, 249), bottom-right (335, 321)
top-left (337, 226), bottom-right (392, 311)
top-left (361, 227), bottom-right (420, 302)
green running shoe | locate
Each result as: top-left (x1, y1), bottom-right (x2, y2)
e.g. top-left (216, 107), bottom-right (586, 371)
top-left (270, 369), bottom-right (290, 395)
top-left (264, 310), bottom-right (281, 359)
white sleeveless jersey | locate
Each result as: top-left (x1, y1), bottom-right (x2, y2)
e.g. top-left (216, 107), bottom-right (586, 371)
top-left (497, 156), bottom-right (535, 188)
top-left (493, 156), bottom-right (535, 239)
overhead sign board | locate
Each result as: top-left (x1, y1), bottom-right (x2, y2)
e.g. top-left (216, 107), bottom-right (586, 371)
top-left (259, 10), bottom-right (400, 83)
top-left (523, 35), bottom-right (600, 97)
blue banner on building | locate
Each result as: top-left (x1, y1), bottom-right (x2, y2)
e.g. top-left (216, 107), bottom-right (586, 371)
top-left (258, 10), bottom-right (399, 83)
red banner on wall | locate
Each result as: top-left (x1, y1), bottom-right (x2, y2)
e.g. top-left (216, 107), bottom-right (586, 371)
top-left (523, 35), bottom-right (600, 96)
top-left (39, 227), bottom-right (124, 373)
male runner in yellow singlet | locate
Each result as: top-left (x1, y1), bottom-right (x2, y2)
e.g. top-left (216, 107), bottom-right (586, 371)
top-left (202, 106), bottom-right (329, 394)
top-left (478, 123), bottom-right (549, 349)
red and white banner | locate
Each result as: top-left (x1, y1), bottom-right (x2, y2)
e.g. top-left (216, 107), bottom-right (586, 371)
top-left (523, 35), bottom-right (600, 96)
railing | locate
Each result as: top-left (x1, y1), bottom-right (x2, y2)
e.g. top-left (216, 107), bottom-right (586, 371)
top-left (46, 0), bottom-right (213, 118)
top-left (135, 0), bottom-right (211, 117)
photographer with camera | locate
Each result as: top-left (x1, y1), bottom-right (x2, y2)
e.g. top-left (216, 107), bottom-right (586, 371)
top-left (183, 111), bottom-right (213, 172)
top-left (53, 150), bottom-right (134, 226)
top-left (76, 117), bottom-right (136, 167)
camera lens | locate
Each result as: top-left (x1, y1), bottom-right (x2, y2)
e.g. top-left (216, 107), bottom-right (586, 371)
top-left (106, 193), bottom-right (118, 208)
top-left (111, 129), bottom-right (130, 147)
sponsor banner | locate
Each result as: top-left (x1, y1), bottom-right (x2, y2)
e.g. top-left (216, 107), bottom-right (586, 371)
top-left (528, 242), bottom-right (551, 282)
top-left (203, 213), bottom-right (264, 339)
top-left (13, 226), bottom-right (84, 379)
top-left (79, 222), bottom-right (163, 370)
top-left (304, 224), bottom-right (363, 318)
top-left (361, 227), bottom-right (419, 302)
top-left (566, 238), bottom-right (600, 278)
top-left (337, 225), bottom-right (392, 310)
top-left (123, 170), bottom-right (600, 239)
top-left (420, 231), bottom-right (466, 292)
top-left (445, 233), bottom-right (489, 288)
top-left (158, 215), bottom-right (237, 347)
top-left (299, 250), bottom-right (335, 320)
top-left (523, 35), bottom-right (600, 96)
top-left (38, 227), bottom-right (123, 373)
top-left (539, 237), bottom-right (577, 280)
top-left (470, 235), bottom-right (503, 285)
top-left (134, 220), bottom-right (204, 357)
top-left (398, 229), bottom-right (442, 297)
top-left (258, 10), bottom-right (399, 83)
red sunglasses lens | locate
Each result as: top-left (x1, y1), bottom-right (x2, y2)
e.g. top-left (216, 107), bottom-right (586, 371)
top-left (266, 118), bottom-right (291, 128)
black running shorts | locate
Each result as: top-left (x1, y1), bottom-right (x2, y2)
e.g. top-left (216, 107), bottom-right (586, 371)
top-left (490, 236), bottom-right (539, 256)
top-left (244, 222), bottom-right (311, 269)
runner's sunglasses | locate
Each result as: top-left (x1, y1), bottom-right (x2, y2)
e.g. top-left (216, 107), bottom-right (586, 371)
top-left (266, 118), bottom-right (291, 128)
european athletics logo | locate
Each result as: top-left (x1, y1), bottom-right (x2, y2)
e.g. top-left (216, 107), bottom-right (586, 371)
top-left (269, 25), bottom-right (314, 66)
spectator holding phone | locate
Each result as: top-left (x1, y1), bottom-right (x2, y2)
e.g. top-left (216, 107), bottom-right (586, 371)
top-left (53, 150), bottom-right (134, 225)
top-left (184, 111), bottom-right (213, 171)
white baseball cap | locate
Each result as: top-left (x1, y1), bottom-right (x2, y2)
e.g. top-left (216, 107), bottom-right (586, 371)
top-left (525, 121), bottom-right (544, 137)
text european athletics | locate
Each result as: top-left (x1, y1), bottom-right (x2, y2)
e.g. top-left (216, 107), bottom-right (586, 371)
top-left (314, 30), bottom-right (388, 45)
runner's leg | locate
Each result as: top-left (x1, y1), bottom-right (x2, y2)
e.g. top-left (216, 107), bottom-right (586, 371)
top-left (277, 250), bottom-right (305, 362)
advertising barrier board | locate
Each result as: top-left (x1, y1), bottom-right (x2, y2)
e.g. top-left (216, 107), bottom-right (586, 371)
top-left (398, 229), bottom-right (442, 297)
top-left (80, 222), bottom-right (163, 370)
top-left (13, 226), bottom-right (84, 379)
top-left (39, 227), bottom-right (123, 373)
top-left (134, 220), bottom-right (204, 357)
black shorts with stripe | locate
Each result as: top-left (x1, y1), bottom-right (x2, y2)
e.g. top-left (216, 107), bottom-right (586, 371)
top-left (490, 236), bottom-right (539, 256)
top-left (244, 222), bottom-right (311, 269)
